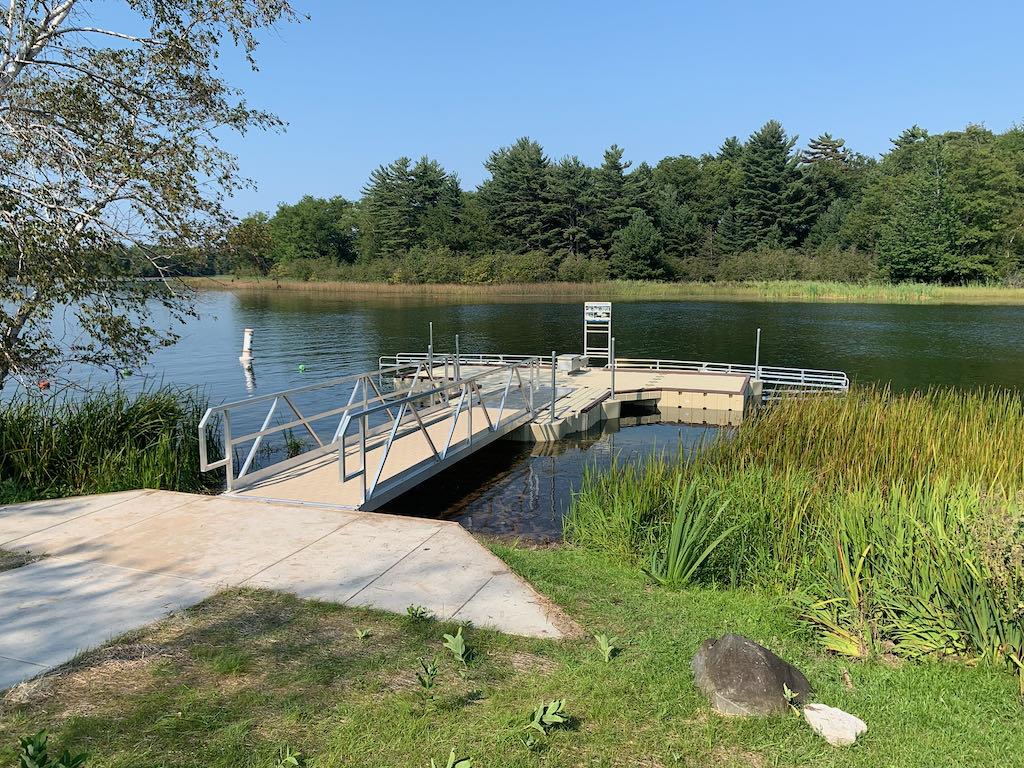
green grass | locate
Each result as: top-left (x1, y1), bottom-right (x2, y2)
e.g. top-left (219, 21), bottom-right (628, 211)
top-left (1, 548), bottom-right (1021, 767)
top-left (565, 386), bottom-right (1024, 684)
top-left (0, 386), bottom-right (219, 504)
top-left (186, 276), bottom-right (1024, 305)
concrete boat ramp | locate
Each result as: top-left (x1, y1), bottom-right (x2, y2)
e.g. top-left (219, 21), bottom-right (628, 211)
top-left (0, 489), bottom-right (578, 690)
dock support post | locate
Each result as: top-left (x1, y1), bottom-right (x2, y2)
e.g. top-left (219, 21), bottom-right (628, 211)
top-left (549, 350), bottom-right (556, 424)
top-left (610, 337), bottom-right (616, 398)
top-left (455, 334), bottom-right (460, 381)
top-left (754, 328), bottom-right (761, 381)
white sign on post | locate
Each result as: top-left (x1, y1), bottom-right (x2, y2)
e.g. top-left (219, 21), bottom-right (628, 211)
top-left (583, 301), bottom-right (612, 364)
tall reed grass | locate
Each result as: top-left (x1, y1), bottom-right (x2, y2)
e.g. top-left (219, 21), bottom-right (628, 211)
top-left (187, 276), bottom-right (1024, 306)
top-left (0, 386), bottom-right (218, 504)
top-left (565, 386), bottom-right (1024, 684)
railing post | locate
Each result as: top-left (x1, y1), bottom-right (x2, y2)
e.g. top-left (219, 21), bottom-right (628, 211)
top-left (549, 350), bottom-right (556, 424)
top-left (427, 343), bottom-right (434, 404)
top-left (359, 413), bottom-right (367, 504)
top-left (467, 383), bottom-right (473, 446)
top-left (528, 359), bottom-right (535, 413)
top-left (222, 411), bottom-right (234, 490)
top-left (610, 337), bottom-right (616, 398)
top-left (754, 327), bottom-right (761, 381)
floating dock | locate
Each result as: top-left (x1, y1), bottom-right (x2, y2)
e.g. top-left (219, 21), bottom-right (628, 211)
top-left (199, 303), bottom-right (847, 511)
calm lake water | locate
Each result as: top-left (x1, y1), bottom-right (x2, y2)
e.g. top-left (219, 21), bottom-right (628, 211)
top-left (16, 288), bottom-right (1024, 538)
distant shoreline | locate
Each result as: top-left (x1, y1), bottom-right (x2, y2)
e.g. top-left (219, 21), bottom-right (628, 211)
top-left (181, 276), bottom-right (1024, 305)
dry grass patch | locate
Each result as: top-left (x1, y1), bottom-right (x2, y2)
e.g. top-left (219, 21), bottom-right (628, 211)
top-left (0, 547), bottom-right (42, 572)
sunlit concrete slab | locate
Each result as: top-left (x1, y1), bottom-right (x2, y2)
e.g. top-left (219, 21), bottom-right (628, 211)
top-left (346, 524), bottom-right (506, 618)
top-left (0, 490), bottom-right (150, 546)
top-left (62, 496), bottom-right (358, 585)
top-left (0, 491), bottom-right (579, 690)
top-left (453, 571), bottom-right (573, 639)
top-left (3, 489), bottom-right (198, 555)
top-left (244, 513), bottom-right (444, 601)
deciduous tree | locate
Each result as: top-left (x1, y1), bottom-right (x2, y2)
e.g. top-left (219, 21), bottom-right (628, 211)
top-left (0, 0), bottom-right (296, 389)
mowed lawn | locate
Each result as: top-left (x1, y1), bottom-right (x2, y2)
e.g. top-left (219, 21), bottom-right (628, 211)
top-left (1, 546), bottom-right (1020, 768)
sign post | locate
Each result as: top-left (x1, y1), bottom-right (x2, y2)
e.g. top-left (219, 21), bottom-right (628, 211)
top-left (583, 301), bottom-right (612, 366)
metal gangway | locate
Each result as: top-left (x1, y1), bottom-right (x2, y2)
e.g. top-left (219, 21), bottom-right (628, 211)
top-left (198, 356), bottom-right (552, 510)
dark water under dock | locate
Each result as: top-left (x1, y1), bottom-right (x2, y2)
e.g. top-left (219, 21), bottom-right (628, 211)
top-left (382, 404), bottom-right (720, 540)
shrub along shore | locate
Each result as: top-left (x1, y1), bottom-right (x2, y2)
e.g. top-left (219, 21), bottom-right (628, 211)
top-left (185, 275), bottom-right (1024, 305)
top-left (565, 387), bottom-right (1024, 690)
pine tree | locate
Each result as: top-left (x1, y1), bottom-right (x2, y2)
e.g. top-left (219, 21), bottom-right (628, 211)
top-left (800, 133), bottom-right (851, 164)
top-left (718, 136), bottom-right (744, 162)
top-left (625, 161), bottom-right (658, 216)
top-left (593, 144), bottom-right (633, 251)
top-left (654, 186), bottom-right (701, 259)
top-left (610, 210), bottom-right (665, 279)
top-left (715, 206), bottom-right (744, 255)
top-left (409, 156), bottom-right (463, 248)
top-left (542, 156), bottom-right (599, 256)
top-left (735, 120), bottom-right (818, 248)
top-left (478, 137), bottom-right (550, 252)
top-left (361, 157), bottom-right (416, 257)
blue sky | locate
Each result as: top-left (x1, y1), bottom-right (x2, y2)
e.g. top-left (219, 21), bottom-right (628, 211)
top-left (205, 0), bottom-right (1022, 214)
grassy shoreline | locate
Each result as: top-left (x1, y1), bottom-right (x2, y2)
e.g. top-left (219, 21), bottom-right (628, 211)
top-left (3, 551), bottom-right (1020, 767)
top-left (182, 275), bottom-right (1024, 305)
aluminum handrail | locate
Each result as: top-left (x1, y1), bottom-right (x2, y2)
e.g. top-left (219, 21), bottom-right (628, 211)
top-left (207, 363), bottom-right (416, 415)
top-left (199, 361), bottom-right (436, 489)
top-left (341, 359), bottom-right (537, 422)
top-left (339, 356), bottom-right (544, 504)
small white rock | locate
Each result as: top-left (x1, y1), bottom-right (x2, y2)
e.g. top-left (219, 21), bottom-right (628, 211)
top-left (802, 703), bottom-right (867, 746)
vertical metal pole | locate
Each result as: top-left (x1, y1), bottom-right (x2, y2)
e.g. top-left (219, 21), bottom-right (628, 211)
top-left (754, 327), bottom-right (761, 381)
top-left (427, 343), bottom-right (434, 404)
top-left (455, 334), bottom-right (460, 381)
top-left (359, 413), bottom-right (367, 504)
top-left (549, 350), bottom-right (556, 424)
top-left (429, 321), bottom-right (433, 351)
top-left (528, 360), bottom-right (535, 413)
top-left (610, 337), bottom-right (616, 398)
top-left (223, 410), bottom-right (234, 491)
top-left (467, 384), bottom-right (473, 446)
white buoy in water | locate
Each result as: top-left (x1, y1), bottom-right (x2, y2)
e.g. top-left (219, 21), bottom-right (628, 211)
top-left (239, 328), bottom-right (254, 361)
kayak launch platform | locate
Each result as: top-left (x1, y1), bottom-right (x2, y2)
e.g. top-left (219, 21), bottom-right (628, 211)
top-left (199, 303), bottom-right (848, 511)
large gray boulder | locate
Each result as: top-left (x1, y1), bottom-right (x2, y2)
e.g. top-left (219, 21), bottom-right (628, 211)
top-left (691, 633), bottom-right (812, 716)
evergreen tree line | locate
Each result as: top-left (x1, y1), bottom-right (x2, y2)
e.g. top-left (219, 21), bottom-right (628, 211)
top-left (209, 121), bottom-right (1024, 284)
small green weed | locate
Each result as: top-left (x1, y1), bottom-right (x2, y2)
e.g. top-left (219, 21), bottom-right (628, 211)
top-left (407, 604), bottom-right (432, 621)
top-left (274, 745), bottom-right (306, 768)
top-left (415, 657), bottom-right (439, 695)
top-left (442, 626), bottom-right (472, 665)
top-left (16, 730), bottom-right (88, 768)
top-left (594, 633), bottom-right (620, 662)
top-left (430, 749), bottom-right (473, 768)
